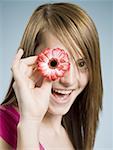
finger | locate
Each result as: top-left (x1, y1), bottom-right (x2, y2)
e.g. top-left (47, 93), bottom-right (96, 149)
top-left (13, 49), bottom-right (24, 65)
top-left (21, 56), bottom-right (37, 66)
top-left (12, 81), bottom-right (21, 106)
top-left (19, 56), bottom-right (38, 78)
top-left (11, 49), bottom-right (24, 82)
top-left (12, 49), bottom-right (24, 71)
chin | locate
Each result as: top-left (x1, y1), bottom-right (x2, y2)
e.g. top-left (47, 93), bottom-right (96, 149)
top-left (47, 105), bottom-right (71, 116)
top-left (47, 90), bottom-right (79, 116)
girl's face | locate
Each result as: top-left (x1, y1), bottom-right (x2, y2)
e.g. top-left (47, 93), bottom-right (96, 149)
top-left (35, 31), bottom-right (89, 115)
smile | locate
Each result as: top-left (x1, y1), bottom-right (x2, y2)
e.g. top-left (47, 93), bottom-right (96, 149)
top-left (51, 88), bottom-right (74, 104)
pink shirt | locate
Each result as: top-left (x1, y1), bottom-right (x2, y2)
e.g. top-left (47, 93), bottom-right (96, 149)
top-left (0, 104), bottom-right (45, 150)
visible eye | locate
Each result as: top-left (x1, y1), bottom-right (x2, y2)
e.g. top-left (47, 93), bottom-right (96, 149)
top-left (77, 58), bottom-right (88, 71)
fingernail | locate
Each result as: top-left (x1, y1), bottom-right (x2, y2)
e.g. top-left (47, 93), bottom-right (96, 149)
top-left (19, 48), bottom-right (23, 53)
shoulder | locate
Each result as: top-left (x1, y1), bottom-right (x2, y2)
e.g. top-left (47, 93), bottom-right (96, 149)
top-left (0, 104), bottom-right (20, 149)
top-left (0, 104), bottom-right (19, 124)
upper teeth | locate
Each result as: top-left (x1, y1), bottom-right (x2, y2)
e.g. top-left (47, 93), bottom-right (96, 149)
top-left (53, 89), bottom-right (72, 94)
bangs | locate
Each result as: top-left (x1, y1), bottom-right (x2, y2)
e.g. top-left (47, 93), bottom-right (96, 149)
top-left (48, 13), bottom-right (89, 60)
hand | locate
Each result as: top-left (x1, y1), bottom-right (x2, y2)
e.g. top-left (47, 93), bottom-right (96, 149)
top-left (11, 49), bottom-right (52, 122)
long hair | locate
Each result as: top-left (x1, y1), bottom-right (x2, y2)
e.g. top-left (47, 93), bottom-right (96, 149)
top-left (1, 3), bottom-right (103, 150)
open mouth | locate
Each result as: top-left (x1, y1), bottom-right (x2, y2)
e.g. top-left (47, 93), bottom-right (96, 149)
top-left (51, 88), bottom-right (73, 104)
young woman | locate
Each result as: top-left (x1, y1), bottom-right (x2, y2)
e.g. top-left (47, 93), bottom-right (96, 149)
top-left (0, 2), bottom-right (103, 150)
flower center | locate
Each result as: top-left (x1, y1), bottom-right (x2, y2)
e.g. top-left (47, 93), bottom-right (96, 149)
top-left (49, 58), bottom-right (58, 69)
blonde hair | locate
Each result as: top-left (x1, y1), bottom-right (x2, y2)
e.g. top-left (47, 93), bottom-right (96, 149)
top-left (2, 3), bottom-right (103, 150)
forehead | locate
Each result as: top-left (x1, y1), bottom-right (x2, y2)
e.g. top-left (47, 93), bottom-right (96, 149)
top-left (35, 31), bottom-right (84, 60)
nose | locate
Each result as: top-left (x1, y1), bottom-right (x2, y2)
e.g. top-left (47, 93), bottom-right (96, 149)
top-left (59, 64), bottom-right (74, 87)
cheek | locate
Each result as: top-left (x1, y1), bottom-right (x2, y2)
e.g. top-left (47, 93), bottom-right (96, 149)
top-left (79, 72), bottom-right (89, 89)
top-left (72, 75), bottom-right (88, 102)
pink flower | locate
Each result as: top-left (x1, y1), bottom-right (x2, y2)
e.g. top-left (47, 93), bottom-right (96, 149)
top-left (36, 48), bottom-right (70, 81)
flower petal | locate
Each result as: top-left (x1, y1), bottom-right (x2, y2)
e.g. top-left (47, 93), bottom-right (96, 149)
top-left (36, 48), bottom-right (70, 81)
top-left (58, 63), bottom-right (70, 71)
top-left (37, 53), bottom-right (49, 63)
top-left (52, 48), bottom-right (63, 58)
top-left (55, 68), bottom-right (64, 77)
top-left (43, 48), bottom-right (53, 59)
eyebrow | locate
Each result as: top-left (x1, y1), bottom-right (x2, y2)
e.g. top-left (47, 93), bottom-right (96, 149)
top-left (71, 54), bottom-right (86, 61)
top-left (77, 57), bottom-right (86, 61)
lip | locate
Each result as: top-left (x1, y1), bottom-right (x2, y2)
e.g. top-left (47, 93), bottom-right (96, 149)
top-left (50, 90), bottom-right (73, 104)
top-left (52, 88), bottom-right (74, 91)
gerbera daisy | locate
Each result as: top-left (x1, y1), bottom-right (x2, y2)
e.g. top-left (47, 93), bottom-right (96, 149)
top-left (36, 48), bottom-right (70, 81)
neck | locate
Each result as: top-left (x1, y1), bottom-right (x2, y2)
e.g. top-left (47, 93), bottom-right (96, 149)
top-left (41, 112), bottom-right (63, 134)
